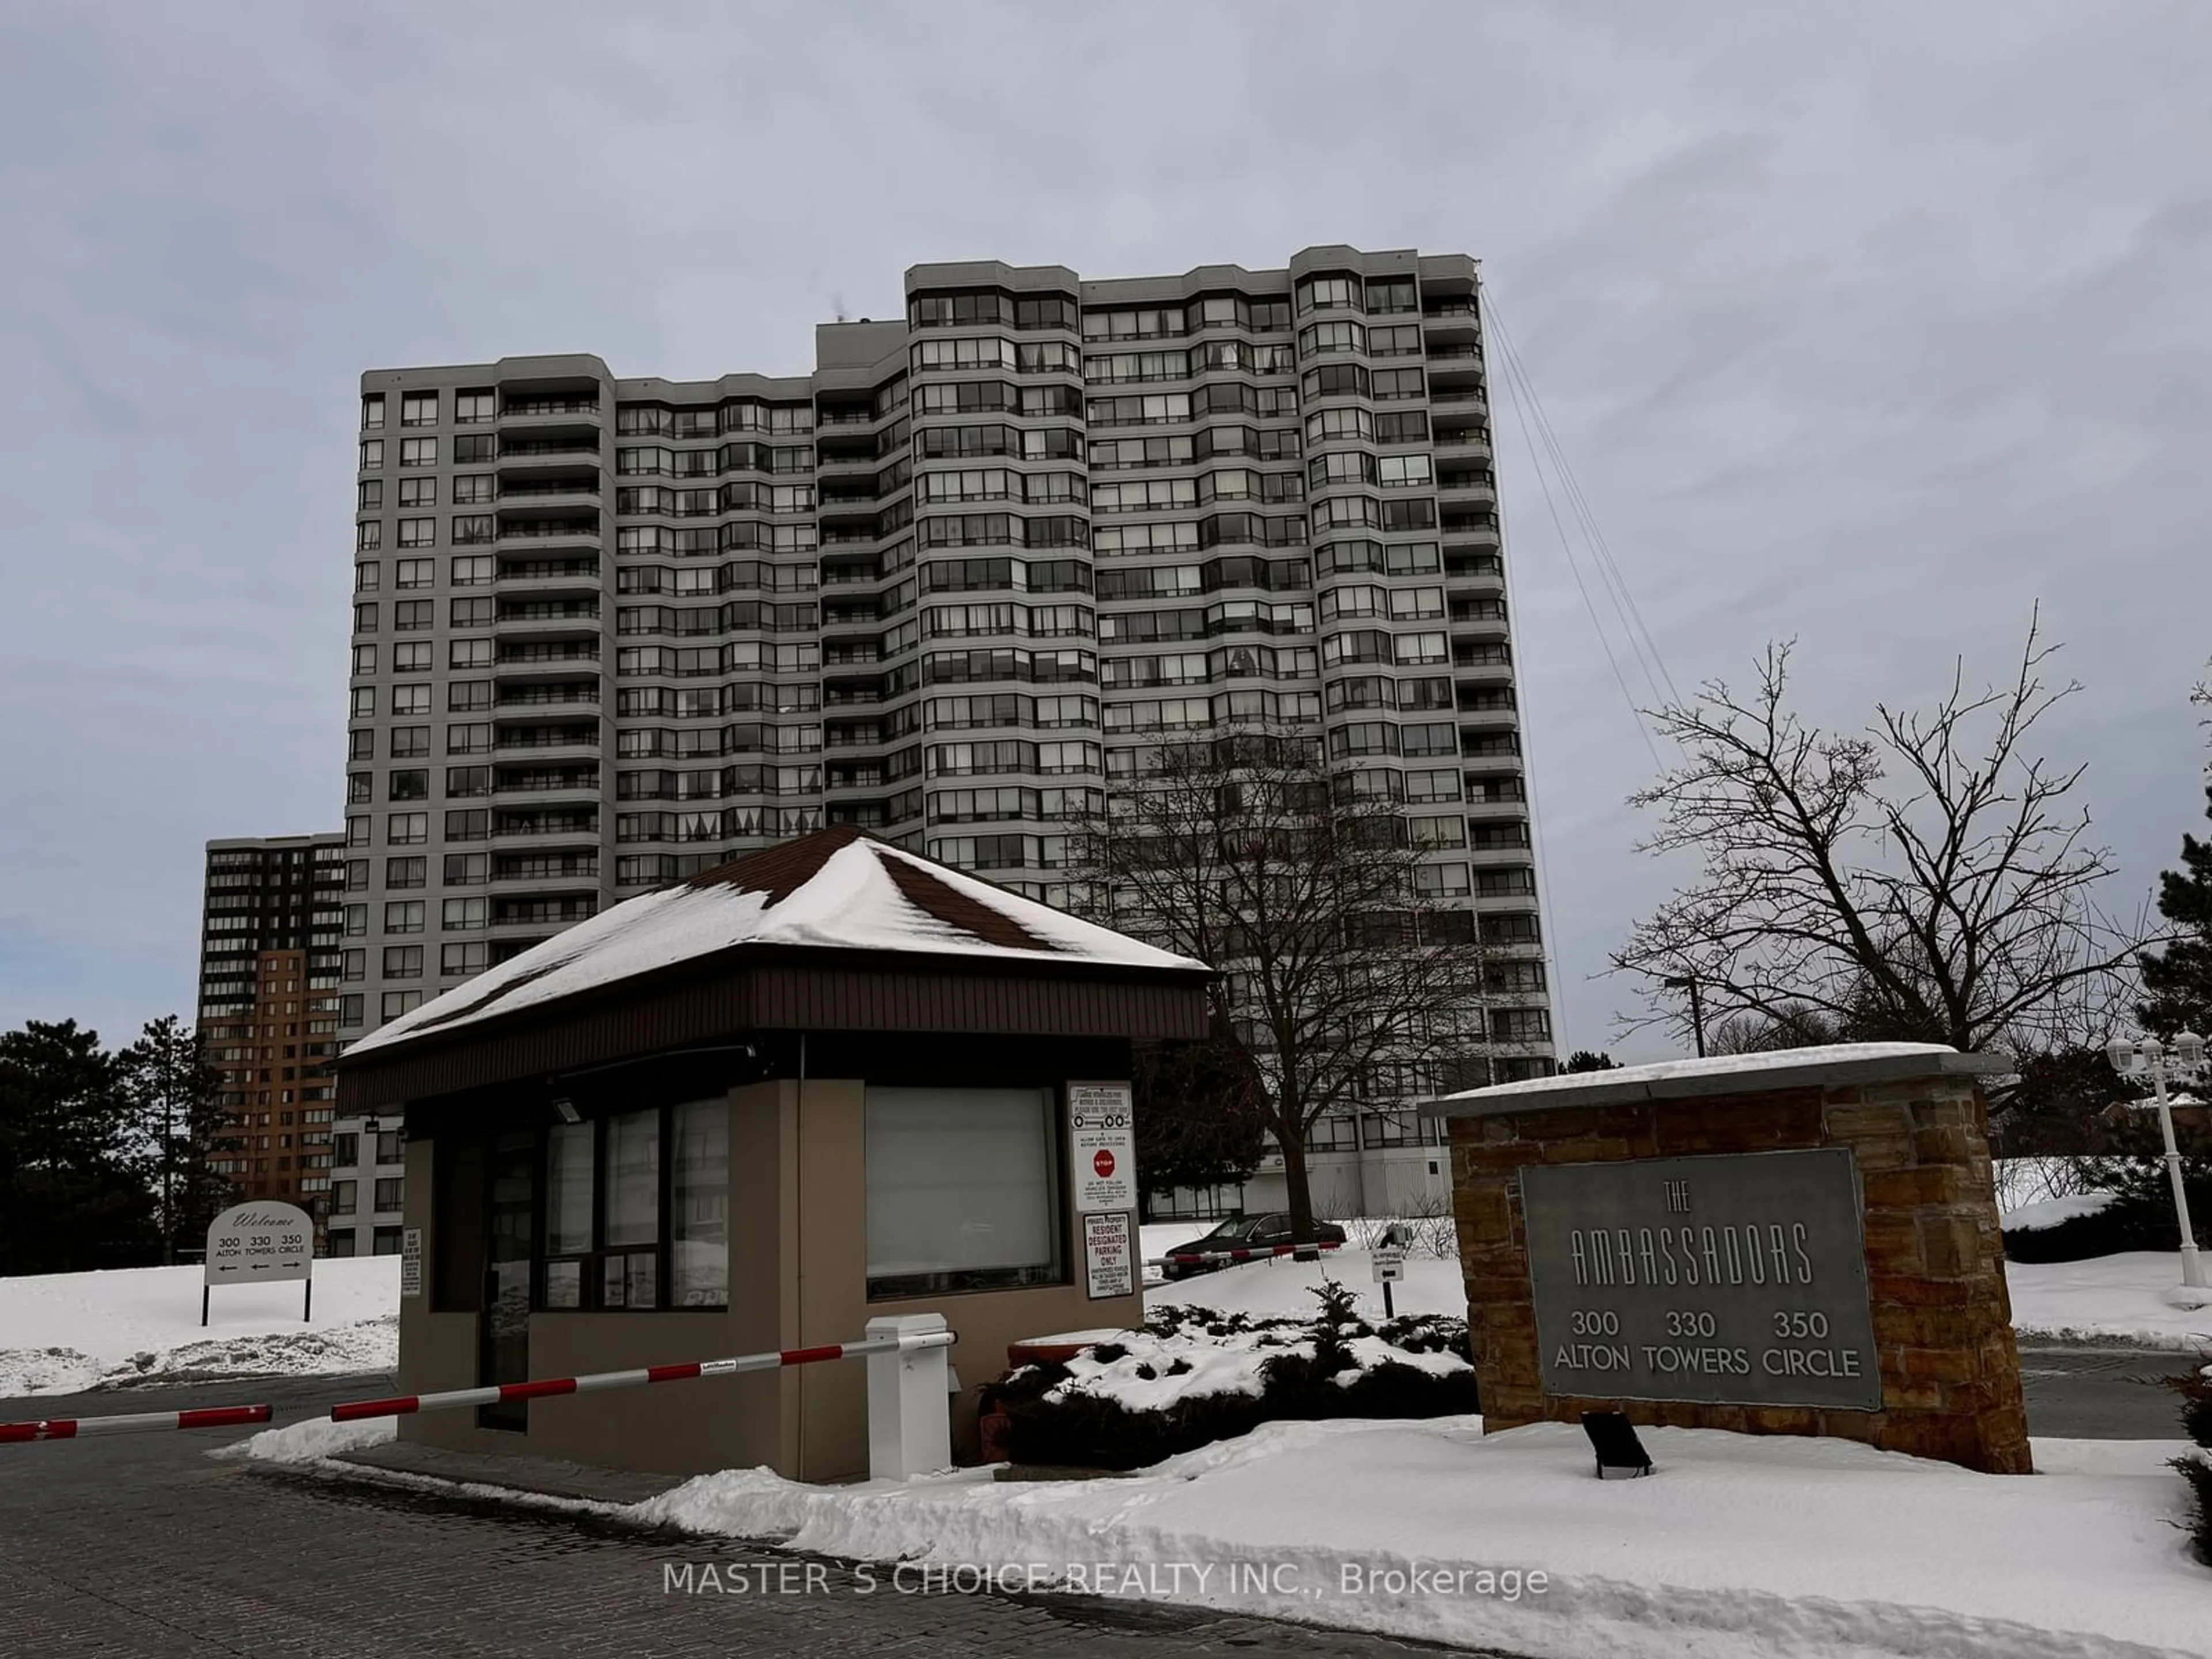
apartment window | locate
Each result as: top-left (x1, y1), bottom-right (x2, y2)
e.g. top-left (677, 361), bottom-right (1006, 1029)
top-left (455, 391), bottom-right (496, 424)
top-left (451, 555), bottom-right (494, 586)
top-left (387, 812), bottom-right (428, 846)
top-left (453, 474), bottom-right (495, 505)
top-left (331, 1179), bottom-right (358, 1215)
top-left (441, 896), bottom-right (487, 930)
top-left (449, 597), bottom-right (493, 628)
top-left (349, 729), bottom-right (375, 762)
top-left (382, 946), bottom-right (423, 979)
top-left (357, 480), bottom-right (384, 511)
top-left (449, 639), bottom-right (493, 670)
top-left (350, 645), bottom-right (376, 675)
top-left (863, 1086), bottom-right (1060, 1298)
top-left (355, 522), bottom-right (383, 552)
top-left (377, 1129), bottom-right (402, 1165)
top-left (396, 558), bottom-right (434, 589)
top-left (400, 437), bottom-right (437, 467)
top-left (340, 994), bottom-right (365, 1026)
top-left (1377, 454), bottom-right (1432, 488)
top-left (440, 941), bottom-right (489, 978)
top-left (1298, 275), bottom-right (1362, 312)
top-left (397, 518), bottom-right (434, 548)
top-left (346, 815), bottom-right (370, 849)
top-left (1410, 813), bottom-right (1467, 849)
top-left (392, 642), bottom-right (432, 673)
top-left (446, 722), bottom-right (491, 755)
top-left (390, 725), bottom-right (430, 758)
top-left (400, 392), bottom-right (438, 427)
top-left (1414, 862), bottom-right (1472, 897)
top-left (374, 1177), bottom-right (404, 1211)
top-left (444, 853), bottom-right (490, 885)
top-left (444, 766), bottom-right (491, 798)
top-left (1373, 367), bottom-right (1426, 402)
top-left (453, 434), bottom-right (495, 464)
top-left (361, 395), bottom-right (385, 431)
top-left (359, 440), bottom-right (385, 473)
top-left (452, 514), bottom-right (495, 546)
top-left (445, 809), bottom-right (490, 842)
top-left (380, 990), bottom-right (426, 1022)
top-left (346, 772), bottom-right (373, 805)
top-left (352, 602), bottom-right (377, 634)
top-left (355, 561), bottom-right (380, 593)
top-left (385, 855), bottom-right (427, 889)
top-left (397, 476), bottom-right (437, 508)
top-left (447, 681), bottom-right (491, 712)
top-left (382, 899), bottom-right (426, 934)
top-left (385, 600), bottom-right (429, 634)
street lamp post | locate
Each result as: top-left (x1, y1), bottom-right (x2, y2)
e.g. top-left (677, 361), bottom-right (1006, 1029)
top-left (2105, 1029), bottom-right (2208, 1291)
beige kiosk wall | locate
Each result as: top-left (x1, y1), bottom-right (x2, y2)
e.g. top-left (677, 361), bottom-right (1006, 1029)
top-left (397, 1076), bottom-right (1146, 1480)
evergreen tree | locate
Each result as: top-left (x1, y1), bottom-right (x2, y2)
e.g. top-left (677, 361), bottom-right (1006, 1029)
top-left (0, 1020), bottom-right (159, 1274)
top-left (1563, 1051), bottom-right (1620, 1073)
top-left (119, 1014), bottom-right (234, 1262)
top-left (2139, 784), bottom-right (2212, 1037)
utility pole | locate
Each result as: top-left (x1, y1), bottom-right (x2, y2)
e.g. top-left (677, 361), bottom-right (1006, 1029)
top-left (1663, 975), bottom-right (1707, 1058)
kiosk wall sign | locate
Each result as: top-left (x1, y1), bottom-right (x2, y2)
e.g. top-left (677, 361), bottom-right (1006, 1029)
top-left (1521, 1149), bottom-right (1881, 1412)
top-left (1067, 1081), bottom-right (1136, 1214)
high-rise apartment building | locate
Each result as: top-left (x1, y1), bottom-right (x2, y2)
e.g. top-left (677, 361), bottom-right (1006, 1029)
top-left (346, 246), bottom-right (1552, 1213)
top-left (197, 835), bottom-right (347, 1219)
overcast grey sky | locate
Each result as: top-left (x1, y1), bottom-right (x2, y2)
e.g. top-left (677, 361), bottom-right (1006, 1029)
top-left (2, 1), bottom-right (2207, 1058)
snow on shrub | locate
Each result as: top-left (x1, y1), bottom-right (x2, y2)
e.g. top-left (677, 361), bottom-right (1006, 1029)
top-left (2163, 1353), bottom-right (2212, 1567)
top-left (979, 1278), bottom-right (1476, 1471)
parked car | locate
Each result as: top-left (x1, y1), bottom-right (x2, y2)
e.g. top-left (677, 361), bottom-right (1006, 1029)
top-left (1156, 1214), bottom-right (1347, 1281)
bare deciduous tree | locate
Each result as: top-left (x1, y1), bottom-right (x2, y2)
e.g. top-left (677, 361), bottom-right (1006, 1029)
top-left (1071, 728), bottom-right (1514, 1241)
top-left (1613, 611), bottom-right (2146, 1057)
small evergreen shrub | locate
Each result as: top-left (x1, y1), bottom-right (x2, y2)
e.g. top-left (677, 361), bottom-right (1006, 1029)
top-left (976, 1278), bottom-right (1476, 1471)
top-left (2162, 1355), bottom-right (2212, 1566)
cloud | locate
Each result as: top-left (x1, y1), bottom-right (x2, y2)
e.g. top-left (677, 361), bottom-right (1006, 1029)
top-left (1, 0), bottom-right (2208, 1058)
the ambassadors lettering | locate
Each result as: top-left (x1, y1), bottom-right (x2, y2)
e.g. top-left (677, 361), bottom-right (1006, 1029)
top-left (1522, 1150), bottom-right (1883, 1412)
top-left (1568, 1221), bottom-right (1815, 1290)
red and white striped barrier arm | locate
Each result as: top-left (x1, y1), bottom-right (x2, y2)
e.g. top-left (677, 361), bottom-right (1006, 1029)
top-left (329, 1328), bottom-right (956, 1423)
top-left (0, 1403), bottom-right (271, 1444)
top-left (1149, 1240), bottom-right (1344, 1268)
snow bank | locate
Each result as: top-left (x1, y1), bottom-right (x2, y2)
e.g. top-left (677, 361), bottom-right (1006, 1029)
top-left (633, 1418), bottom-right (2209, 1659)
top-left (0, 1257), bottom-right (400, 1397)
top-left (218, 1414), bottom-right (396, 1465)
top-left (2008, 1253), bottom-right (2212, 1347)
top-left (2005, 1191), bottom-right (2119, 1233)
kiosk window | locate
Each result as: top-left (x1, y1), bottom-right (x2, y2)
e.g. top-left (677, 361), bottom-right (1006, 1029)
top-left (863, 1086), bottom-right (1063, 1299)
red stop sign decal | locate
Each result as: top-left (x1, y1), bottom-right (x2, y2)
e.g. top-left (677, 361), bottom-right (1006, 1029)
top-left (1093, 1149), bottom-right (1116, 1180)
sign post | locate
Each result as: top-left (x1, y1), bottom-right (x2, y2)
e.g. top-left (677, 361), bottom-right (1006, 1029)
top-left (1372, 1245), bottom-right (1407, 1318)
top-left (202, 1202), bottom-right (315, 1326)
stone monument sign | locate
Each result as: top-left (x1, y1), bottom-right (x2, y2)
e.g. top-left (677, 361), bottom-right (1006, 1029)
top-left (1429, 1044), bottom-right (2030, 1474)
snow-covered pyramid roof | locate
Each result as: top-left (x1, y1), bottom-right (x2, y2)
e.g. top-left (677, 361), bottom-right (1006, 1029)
top-left (346, 825), bottom-right (1209, 1057)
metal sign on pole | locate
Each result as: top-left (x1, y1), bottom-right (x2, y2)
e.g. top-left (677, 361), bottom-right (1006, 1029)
top-left (202, 1202), bottom-right (315, 1326)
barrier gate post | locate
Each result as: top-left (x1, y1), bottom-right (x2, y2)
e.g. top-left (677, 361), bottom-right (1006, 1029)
top-left (865, 1312), bottom-right (952, 1480)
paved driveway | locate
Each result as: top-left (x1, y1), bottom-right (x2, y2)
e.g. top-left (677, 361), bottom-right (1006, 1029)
top-left (0, 1374), bottom-right (1505, 1658)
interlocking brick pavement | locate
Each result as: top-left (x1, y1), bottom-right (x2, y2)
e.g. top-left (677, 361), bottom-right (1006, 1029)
top-left (0, 1375), bottom-right (1518, 1657)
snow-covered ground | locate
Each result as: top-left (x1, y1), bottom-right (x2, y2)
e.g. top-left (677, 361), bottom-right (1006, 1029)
top-left (1147, 1245), bottom-right (2212, 1348)
top-left (0, 1258), bottom-right (399, 1397)
top-left (233, 1410), bottom-right (2209, 1659)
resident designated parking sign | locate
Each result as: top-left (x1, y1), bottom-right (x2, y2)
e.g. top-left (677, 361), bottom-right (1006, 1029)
top-left (1067, 1081), bottom-right (1136, 1214)
top-left (1084, 1211), bottom-right (1135, 1300)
